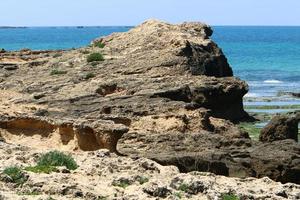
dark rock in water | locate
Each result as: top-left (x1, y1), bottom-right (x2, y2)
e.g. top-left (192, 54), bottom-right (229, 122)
top-left (291, 92), bottom-right (300, 98)
top-left (259, 114), bottom-right (299, 142)
top-left (278, 91), bottom-right (300, 98)
top-left (0, 48), bottom-right (6, 53)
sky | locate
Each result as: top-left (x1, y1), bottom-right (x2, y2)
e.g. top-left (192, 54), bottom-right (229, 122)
top-left (1, 0), bottom-right (300, 26)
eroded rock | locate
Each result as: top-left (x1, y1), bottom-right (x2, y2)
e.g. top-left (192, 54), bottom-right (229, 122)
top-left (260, 114), bottom-right (299, 142)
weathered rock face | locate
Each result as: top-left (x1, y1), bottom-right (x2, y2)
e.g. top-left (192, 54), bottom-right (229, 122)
top-left (1, 20), bottom-right (299, 184)
top-left (94, 20), bottom-right (233, 77)
top-left (0, 19), bottom-right (248, 153)
top-left (260, 114), bottom-right (299, 142)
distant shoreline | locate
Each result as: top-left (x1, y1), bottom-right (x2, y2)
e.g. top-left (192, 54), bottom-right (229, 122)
top-left (0, 26), bottom-right (27, 29)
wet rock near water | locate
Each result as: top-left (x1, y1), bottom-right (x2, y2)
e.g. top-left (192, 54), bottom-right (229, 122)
top-left (260, 113), bottom-right (299, 142)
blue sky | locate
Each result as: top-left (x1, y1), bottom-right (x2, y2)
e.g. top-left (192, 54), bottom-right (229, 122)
top-left (1, 0), bottom-right (300, 26)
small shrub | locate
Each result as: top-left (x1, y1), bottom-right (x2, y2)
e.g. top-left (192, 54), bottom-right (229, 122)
top-left (37, 151), bottom-right (78, 170)
top-left (87, 53), bottom-right (104, 62)
top-left (2, 166), bottom-right (27, 186)
top-left (50, 69), bottom-right (67, 75)
top-left (178, 183), bottom-right (189, 192)
top-left (222, 193), bottom-right (240, 200)
top-left (173, 192), bottom-right (182, 199)
top-left (25, 165), bottom-right (57, 174)
top-left (84, 73), bottom-right (96, 80)
top-left (52, 53), bottom-right (62, 58)
top-left (81, 50), bottom-right (90, 54)
top-left (137, 176), bottom-right (149, 185)
top-left (94, 41), bottom-right (105, 48)
top-left (112, 179), bottom-right (130, 188)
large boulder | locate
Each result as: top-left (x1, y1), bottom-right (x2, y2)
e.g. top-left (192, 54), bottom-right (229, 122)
top-left (259, 114), bottom-right (299, 142)
top-left (94, 19), bottom-right (233, 77)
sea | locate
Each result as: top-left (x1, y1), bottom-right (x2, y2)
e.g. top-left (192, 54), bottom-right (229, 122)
top-left (1, 26), bottom-right (300, 113)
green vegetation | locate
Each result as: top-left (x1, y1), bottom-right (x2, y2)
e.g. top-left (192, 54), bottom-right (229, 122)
top-left (173, 192), bottom-right (182, 199)
top-left (222, 193), bottom-right (240, 200)
top-left (84, 72), bottom-right (96, 80)
top-left (244, 104), bottom-right (300, 110)
top-left (94, 41), bottom-right (105, 48)
top-left (25, 165), bottom-right (57, 174)
top-left (52, 53), bottom-right (63, 58)
top-left (238, 122), bottom-right (261, 140)
top-left (178, 183), bottom-right (189, 192)
top-left (112, 179), bottom-right (130, 188)
top-left (18, 191), bottom-right (41, 196)
top-left (2, 166), bottom-right (27, 186)
top-left (50, 69), bottom-right (67, 75)
top-left (37, 151), bottom-right (78, 170)
top-left (80, 50), bottom-right (90, 54)
top-left (87, 53), bottom-right (104, 62)
top-left (137, 176), bottom-right (149, 185)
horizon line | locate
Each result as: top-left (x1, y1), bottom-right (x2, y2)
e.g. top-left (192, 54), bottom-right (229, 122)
top-left (1, 24), bottom-right (300, 28)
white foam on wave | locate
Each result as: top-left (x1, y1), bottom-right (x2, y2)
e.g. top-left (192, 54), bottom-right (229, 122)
top-left (244, 93), bottom-right (259, 97)
top-left (263, 80), bottom-right (283, 84)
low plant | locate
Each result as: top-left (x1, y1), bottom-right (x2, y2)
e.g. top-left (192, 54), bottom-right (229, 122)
top-left (87, 53), bottom-right (104, 62)
top-left (238, 122), bottom-right (261, 140)
top-left (37, 151), bottom-right (78, 170)
top-left (84, 72), bottom-right (96, 80)
top-left (50, 69), bottom-right (67, 75)
top-left (80, 50), bottom-right (90, 54)
top-left (222, 193), bottom-right (240, 200)
top-left (52, 53), bottom-right (62, 58)
top-left (178, 183), bottom-right (189, 192)
top-left (173, 192), bottom-right (182, 199)
top-left (137, 176), bottom-right (149, 185)
top-left (25, 165), bottom-right (57, 174)
top-left (2, 166), bottom-right (27, 186)
top-left (112, 179), bottom-right (130, 189)
top-left (94, 41), bottom-right (105, 48)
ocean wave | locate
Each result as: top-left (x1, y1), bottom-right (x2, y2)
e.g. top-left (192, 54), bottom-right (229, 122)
top-left (244, 93), bottom-right (259, 97)
top-left (263, 80), bottom-right (283, 84)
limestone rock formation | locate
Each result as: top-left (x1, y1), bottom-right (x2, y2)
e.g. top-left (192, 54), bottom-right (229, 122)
top-left (260, 114), bottom-right (299, 142)
top-left (0, 20), bottom-right (299, 185)
top-left (0, 19), bottom-right (248, 154)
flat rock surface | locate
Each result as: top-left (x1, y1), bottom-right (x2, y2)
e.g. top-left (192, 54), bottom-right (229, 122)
top-left (0, 142), bottom-right (299, 200)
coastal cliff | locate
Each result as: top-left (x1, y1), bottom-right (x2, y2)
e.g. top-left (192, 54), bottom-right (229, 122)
top-left (0, 20), bottom-right (299, 199)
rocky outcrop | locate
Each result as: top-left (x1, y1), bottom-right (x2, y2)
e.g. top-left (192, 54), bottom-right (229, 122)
top-left (0, 19), bottom-right (248, 153)
top-left (94, 20), bottom-right (233, 77)
top-left (1, 20), bottom-right (299, 184)
top-left (260, 114), bottom-right (299, 142)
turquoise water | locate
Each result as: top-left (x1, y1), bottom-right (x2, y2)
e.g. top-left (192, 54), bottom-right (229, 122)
top-left (1, 26), bottom-right (300, 102)
top-left (212, 26), bottom-right (300, 102)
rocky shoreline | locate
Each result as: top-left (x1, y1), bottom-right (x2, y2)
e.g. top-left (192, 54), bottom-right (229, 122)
top-left (0, 20), bottom-right (299, 199)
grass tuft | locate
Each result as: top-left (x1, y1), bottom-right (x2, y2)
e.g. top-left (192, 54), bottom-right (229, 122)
top-left (94, 41), bottom-right (105, 48)
top-left (37, 151), bottom-right (78, 170)
top-left (178, 183), bottom-right (189, 192)
top-left (2, 166), bottom-right (27, 186)
top-left (238, 122), bottom-right (261, 140)
top-left (50, 69), bottom-right (67, 75)
top-left (137, 176), bottom-right (149, 185)
top-left (222, 193), bottom-right (240, 200)
top-left (87, 53), bottom-right (104, 62)
top-left (25, 165), bottom-right (57, 174)
top-left (84, 72), bottom-right (96, 80)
